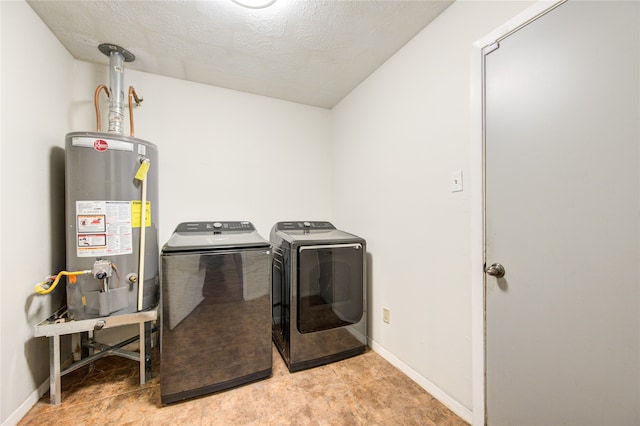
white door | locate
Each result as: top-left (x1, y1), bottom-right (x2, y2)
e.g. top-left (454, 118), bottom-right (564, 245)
top-left (484, 1), bottom-right (639, 424)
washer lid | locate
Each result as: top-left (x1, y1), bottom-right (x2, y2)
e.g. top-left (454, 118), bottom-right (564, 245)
top-left (163, 221), bottom-right (270, 252)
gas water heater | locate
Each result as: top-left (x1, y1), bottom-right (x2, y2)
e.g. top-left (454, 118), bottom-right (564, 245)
top-left (64, 44), bottom-right (159, 320)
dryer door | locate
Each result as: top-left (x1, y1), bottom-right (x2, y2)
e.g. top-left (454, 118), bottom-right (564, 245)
top-left (297, 243), bottom-right (364, 333)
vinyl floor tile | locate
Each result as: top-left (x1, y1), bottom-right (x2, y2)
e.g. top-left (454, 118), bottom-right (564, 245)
top-left (18, 344), bottom-right (468, 426)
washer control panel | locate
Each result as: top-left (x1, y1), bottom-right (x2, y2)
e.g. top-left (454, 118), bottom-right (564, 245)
top-left (175, 221), bottom-right (255, 233)
top-left (276, 221), bottom-right (335, 231)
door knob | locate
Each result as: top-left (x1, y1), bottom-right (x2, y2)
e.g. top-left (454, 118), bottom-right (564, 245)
top-left (486, 263), bottom-right (505, 278)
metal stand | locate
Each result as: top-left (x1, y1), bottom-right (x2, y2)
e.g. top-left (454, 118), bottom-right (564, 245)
top-left (34, 305), bottom-right (158, 405)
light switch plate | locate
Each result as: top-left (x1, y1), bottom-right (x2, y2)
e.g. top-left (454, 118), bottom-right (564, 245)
top-left (451, 170), bottom-right (463, 192)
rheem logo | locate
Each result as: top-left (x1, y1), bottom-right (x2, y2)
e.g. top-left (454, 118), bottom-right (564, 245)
top-left (94, 139), bottom-right (109, 151)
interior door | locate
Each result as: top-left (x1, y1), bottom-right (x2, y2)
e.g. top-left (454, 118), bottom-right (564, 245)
top-left (484, 1), bottom-right (639, 424)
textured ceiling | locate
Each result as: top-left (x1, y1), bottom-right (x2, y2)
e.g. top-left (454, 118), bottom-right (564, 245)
top-left (27, 0), bottom-right (453, 109)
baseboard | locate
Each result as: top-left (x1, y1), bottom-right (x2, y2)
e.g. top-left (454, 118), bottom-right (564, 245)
top-left (2, 378), bottom-right (49, 426)
top-left (368, 338), bottom-right (473, 424)
top-left (3, 352), bottom-right (75, 426)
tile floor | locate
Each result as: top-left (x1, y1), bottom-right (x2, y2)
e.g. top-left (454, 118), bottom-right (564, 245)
top-left (19, 345), bottom-right (468, 426)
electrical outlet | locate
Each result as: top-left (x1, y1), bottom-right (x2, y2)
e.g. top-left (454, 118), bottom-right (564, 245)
top-left (383, 307), bottom-right (391, 324)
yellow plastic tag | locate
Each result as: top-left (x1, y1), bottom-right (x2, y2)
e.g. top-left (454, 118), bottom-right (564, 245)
top-left (134, 160), bottom-right (150, 181)
top-left (131, 201), bottom-right (151, 227)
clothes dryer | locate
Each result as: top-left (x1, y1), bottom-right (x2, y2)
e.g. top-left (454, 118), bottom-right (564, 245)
top-left (271, 221), bottom-right (366, 372)
top-left (160, 221), bottom-right (271, 404)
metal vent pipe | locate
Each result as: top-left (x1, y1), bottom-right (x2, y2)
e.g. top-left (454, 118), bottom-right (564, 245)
top-left (98, 43), bottom-right (135, 135)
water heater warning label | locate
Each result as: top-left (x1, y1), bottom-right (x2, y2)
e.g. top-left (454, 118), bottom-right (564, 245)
top-left (76, 201), bottom-right (133, 257)
top-left (78, 215), bottom-right (105, 233)
top-left (131, 201), bottom-right (151, 228)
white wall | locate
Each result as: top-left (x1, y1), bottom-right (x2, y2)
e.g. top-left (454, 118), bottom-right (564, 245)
top-left (69, 63), bottom-right (333, 245)
top-left (1, 1), bottom-right (74, 423)
top-left (331, 0), bottom-right (533, 417)
top-left (2, 0), bottom-right (539, 423)
top-left (2, 2), bottom-right (331, 424)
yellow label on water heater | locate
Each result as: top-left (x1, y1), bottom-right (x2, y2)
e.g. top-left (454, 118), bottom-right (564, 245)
top-left (134, 160), bottom-right (150, 181)
top-left (131, 201), bottom-right (151, 227)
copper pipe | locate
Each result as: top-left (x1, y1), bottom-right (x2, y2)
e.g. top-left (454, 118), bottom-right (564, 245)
top-left (93, 84), bottom-right (110, 132)
top-left (128, 86), bottom-right (143, 137)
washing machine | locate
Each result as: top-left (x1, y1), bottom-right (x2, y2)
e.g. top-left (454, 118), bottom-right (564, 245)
top-left (160, 221), bottom-right (272, 404)
top-left (270, 221), bottom-right (366, 372)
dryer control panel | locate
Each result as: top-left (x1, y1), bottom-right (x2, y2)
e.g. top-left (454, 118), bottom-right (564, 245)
top-left (276, 221), bottom-right (335, 231)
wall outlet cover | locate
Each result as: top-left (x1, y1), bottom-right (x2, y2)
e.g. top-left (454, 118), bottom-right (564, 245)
top-left (383, 307), bottom-right (391, 324)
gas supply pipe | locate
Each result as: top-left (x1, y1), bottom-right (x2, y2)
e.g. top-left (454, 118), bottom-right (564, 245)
top-left (35, 270), bottom-right (91, 295)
